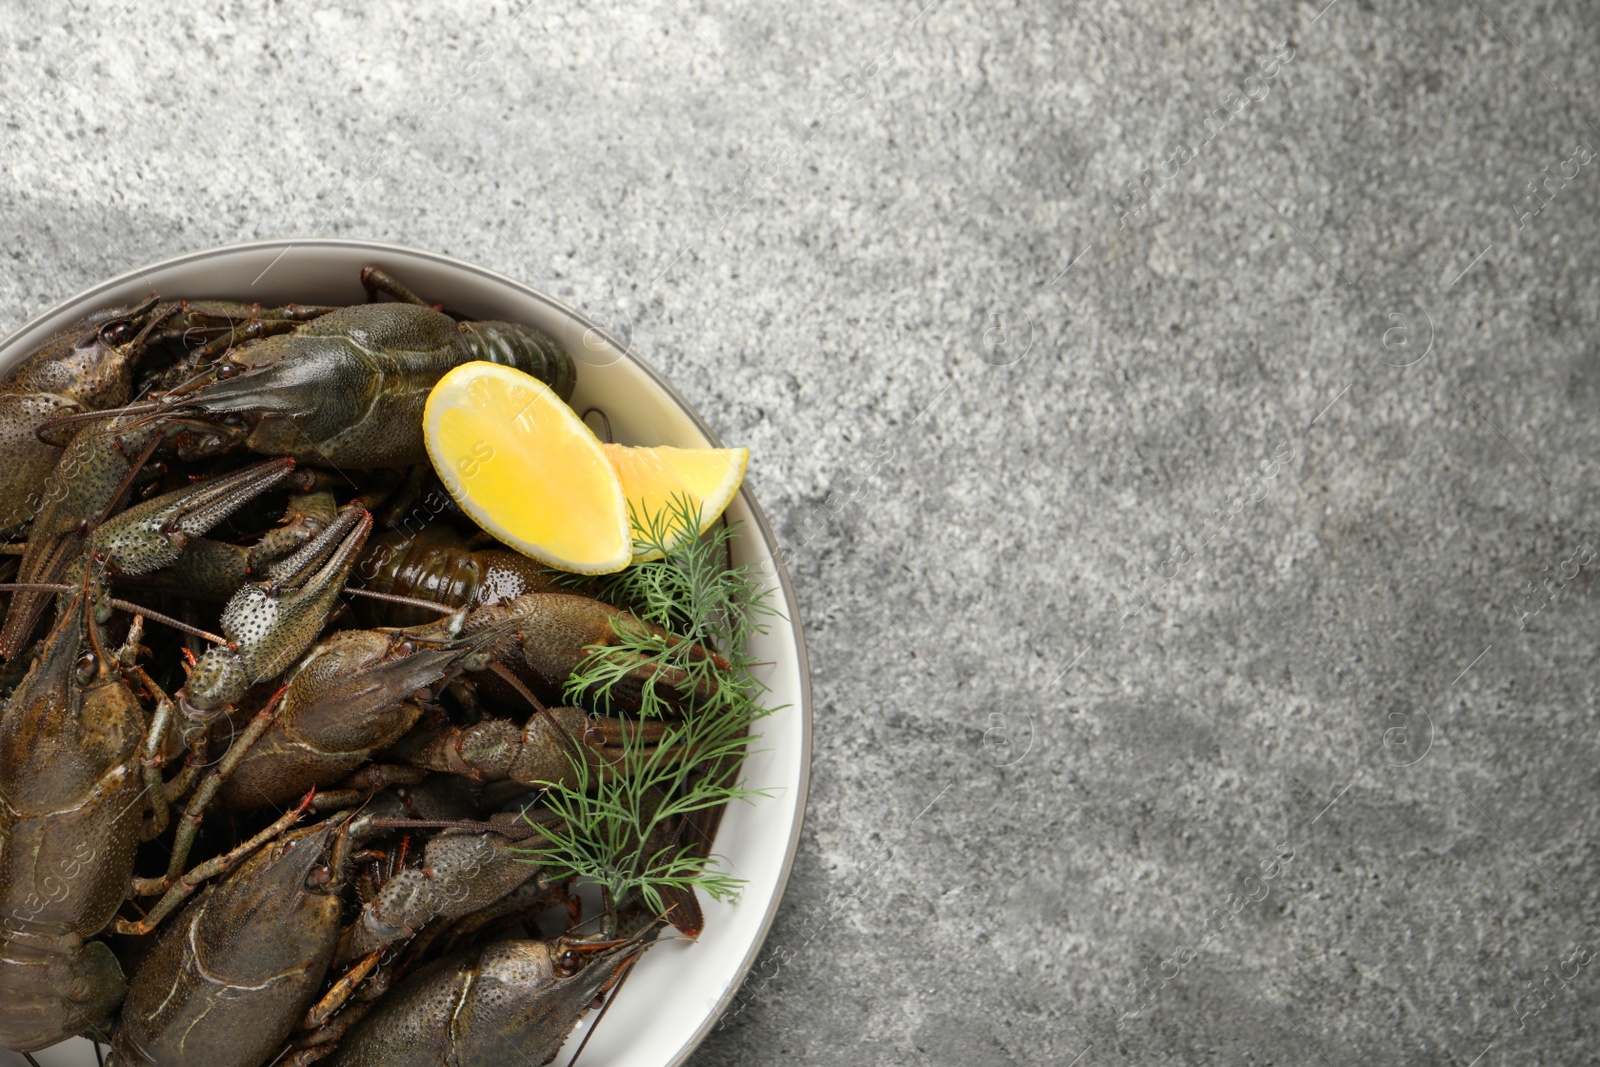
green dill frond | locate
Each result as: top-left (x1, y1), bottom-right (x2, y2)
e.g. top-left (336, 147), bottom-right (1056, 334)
top-left (519, 493), bottom-right (784, 914)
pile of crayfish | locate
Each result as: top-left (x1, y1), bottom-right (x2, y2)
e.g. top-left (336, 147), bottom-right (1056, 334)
top-left (0, 269), bottom-right (730, 1066)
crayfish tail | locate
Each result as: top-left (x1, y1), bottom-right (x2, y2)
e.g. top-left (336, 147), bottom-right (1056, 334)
top-left (456, 320), bottom-right (577, 401)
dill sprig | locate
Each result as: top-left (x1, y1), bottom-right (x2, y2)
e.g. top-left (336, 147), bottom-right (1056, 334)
top-left (519, 493), bottom-right (783, 916)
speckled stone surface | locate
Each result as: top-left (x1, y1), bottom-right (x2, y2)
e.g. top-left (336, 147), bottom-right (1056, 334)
top-left (4, 1), bottom-right (1600, 1064)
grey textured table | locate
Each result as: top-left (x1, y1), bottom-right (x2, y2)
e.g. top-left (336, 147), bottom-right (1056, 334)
top-left (4, 2), bottom-right (1599, 1064)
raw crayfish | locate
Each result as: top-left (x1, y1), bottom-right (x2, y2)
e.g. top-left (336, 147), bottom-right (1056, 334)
top-left (0, 267), bottom-right (751, 1066)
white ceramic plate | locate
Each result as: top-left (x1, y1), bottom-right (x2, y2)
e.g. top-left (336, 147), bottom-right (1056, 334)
top-left (0, 239), bottom-right (810, 1067)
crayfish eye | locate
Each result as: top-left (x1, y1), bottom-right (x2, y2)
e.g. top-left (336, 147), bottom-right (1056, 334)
top-left (557, 950), bottom-right (583, 977)
top-left (75, 653), bottom-right (98, 682)
top-left (215, 361), bottom-right (243, 380)
top-left (305, 865), bottom-right (333, 890)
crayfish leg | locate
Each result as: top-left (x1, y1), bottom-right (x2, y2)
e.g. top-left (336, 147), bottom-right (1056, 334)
top-left (360, 265), bottom-right (443, 311)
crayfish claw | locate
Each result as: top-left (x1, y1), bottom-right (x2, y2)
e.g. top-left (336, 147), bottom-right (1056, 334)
top-left (182, 505), bottom-right (373, 717)
top-left (87, 457), bottom-right (297, 577)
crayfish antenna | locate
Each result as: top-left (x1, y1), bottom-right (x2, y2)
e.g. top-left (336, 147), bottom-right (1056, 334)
top-left (34, 400), bottom-right (162, 439)
top-left (342, 586), bottom-right (463, 615)
top-left (563, 917), bottom-right (671, 1067)
top-left (0, 583), bottom-right (228, 646)
top-left (566, 952), bottom-right (639, 1067)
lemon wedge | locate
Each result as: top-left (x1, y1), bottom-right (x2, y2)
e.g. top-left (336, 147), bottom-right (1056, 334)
top-left (601, 442), bottom-right (749, 561)
top-left (423, 362), bottom-right (631, 574)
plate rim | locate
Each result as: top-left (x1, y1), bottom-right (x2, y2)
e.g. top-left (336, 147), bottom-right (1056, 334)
top-left (0, 237), bottom-right (812, 1067)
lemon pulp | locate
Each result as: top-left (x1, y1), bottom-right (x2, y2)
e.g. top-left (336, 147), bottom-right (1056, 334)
top-left (424, 362), bottom-right (631, 574)
top-left (601, 442), bottom-right (750, 560)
